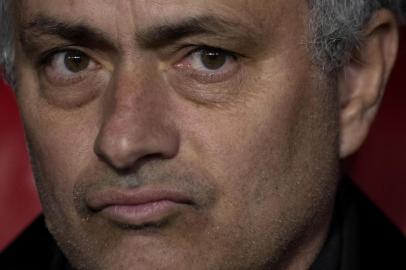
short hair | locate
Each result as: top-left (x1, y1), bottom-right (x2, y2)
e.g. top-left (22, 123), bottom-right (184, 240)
top-left (0, 0), bottom-right (15, 87)
top-left (0, 0), bottom-right (405, 87)
top-left (309, 0), bottom-right (405, 72)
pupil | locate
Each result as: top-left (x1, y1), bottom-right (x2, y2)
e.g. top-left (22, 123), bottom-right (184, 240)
top-left (64, 51), bottom-right (90, 73)
top-left (201, 50), bottom-right (226, 70)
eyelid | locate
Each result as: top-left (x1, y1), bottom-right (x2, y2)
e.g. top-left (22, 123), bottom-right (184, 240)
top-left (31, 47), bottom-right (113, 110)
top-left (38, 45), bottom-right (75, 66)
top-left (185, 45), bottom-right (241, 59)
top-left (41, 48), bottom-right (102, 88)
top-left (173, 45), bottom-right (242, 84)
top-left (40, 46), bottom-right (93, 66)
top-left (174, 45), bottom-right (240, 70)
top-left (51, 50), bottom-right (99, 73)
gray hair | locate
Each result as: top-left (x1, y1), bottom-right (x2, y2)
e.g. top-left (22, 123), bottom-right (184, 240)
top-left (0, 0), bottom-right (15, 87)
top-left (0, 0), bottom-right (405, 87)
top-left (309, 0), bottom-right (405, 72)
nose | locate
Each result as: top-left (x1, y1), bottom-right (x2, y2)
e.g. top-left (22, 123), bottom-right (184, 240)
top-left (94, 70), bottom-right (180, 170)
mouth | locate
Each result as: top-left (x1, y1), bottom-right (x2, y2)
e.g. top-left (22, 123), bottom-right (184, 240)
top-left (86, 187), bottom-right (195, 227)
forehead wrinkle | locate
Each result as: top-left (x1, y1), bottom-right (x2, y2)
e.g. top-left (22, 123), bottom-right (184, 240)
top-left (16, 0), bottom-right (277, 52)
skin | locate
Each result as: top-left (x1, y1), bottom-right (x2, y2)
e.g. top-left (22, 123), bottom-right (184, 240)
top-left (12, 0), bottom-right (399, 269)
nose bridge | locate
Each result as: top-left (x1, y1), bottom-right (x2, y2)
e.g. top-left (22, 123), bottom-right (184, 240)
top-left (111, 69), bottom-right (159, 127)
top-left (94, 64), bottom-right (179, 170)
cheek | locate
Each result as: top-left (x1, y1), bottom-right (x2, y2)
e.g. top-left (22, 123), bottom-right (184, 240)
top-left (181, 65), bottom-right (339, 243)
top-left (16, 51), bottom-right (98, 199)
top-left (185, 80), bottom-right (308, 199)
top-left (20, 95), bottom-right (100, 219)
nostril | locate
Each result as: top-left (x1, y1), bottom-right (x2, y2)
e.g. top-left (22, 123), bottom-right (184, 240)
top-left (95, 137), bottom-right (151, 170)
top-left (94, 123), bottom-right (180, 171)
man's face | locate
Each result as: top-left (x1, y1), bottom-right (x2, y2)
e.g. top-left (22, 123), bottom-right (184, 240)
top-left (15, 0), bottom-right (340, 269)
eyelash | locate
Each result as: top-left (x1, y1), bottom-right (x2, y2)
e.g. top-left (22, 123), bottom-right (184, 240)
top-left (39, 46), bottom-right (75, 66)
top-left (38, 48), bottom-right (100, 87)
top-left (186, 45), bottom-right (238, 58)
top-left (37, 45), bottom-right (239, 62)
top-left (37, 44), bottom-right (241, 87)
top-left (174, 45), bottom-right (241, 83)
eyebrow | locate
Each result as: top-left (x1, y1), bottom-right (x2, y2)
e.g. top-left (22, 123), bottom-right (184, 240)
top-left (20, 14), bottom-right (258, 51)
top-left (20, 15), bottom-right (115, 51)
top-left (136, 16), bottom-right (256, 48)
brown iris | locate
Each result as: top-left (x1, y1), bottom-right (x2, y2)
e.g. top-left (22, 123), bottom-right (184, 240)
top-left (200, 49), bottom-right (227, 70)
top-left (64, 50), bottom-right (90, 73)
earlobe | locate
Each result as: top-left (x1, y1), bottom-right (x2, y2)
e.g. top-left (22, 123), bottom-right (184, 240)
top-left (339, 9), bottom-right (399, 158)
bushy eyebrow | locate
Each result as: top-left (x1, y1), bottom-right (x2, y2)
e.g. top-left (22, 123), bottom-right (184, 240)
top-left (20, 15), bottom-right (115, 50)
top-left (20, 14), bottom-right (258, 51)
top-left (136, 15), bottom-right (258, 48)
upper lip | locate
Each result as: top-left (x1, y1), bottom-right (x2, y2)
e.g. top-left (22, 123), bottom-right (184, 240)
top-left (86, 186), bottom-right (195, 212)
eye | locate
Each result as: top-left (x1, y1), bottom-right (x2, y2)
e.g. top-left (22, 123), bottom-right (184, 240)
top-left (192, 48), bottom-right (231, 71)
top-left (63, 50), bottom-right (91, 73)
top-left (42, 49), bottom-right (100, 86)
top-left (174, 46), bottom-right (240, 83)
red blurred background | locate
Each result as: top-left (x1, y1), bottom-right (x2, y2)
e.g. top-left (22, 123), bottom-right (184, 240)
top-left (0, 28), bottom-right (405, 252)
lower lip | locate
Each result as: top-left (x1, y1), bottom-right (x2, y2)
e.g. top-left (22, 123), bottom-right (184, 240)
top-left (100, 200), bottom-right (184, 226)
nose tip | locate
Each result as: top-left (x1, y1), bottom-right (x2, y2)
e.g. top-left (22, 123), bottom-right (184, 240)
top-left (94, 122), bottom-right (180, 170)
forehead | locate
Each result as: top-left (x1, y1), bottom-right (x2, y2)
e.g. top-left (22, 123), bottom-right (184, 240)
top-left (16, 0), bottom-right (304, 33)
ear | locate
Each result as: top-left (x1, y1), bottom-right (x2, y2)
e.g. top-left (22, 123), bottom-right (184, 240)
top-left (338, 9), bottom-right (399, 158)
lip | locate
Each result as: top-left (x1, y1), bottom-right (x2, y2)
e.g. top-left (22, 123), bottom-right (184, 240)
top-left (86, 187), bottom-right (194, 226)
